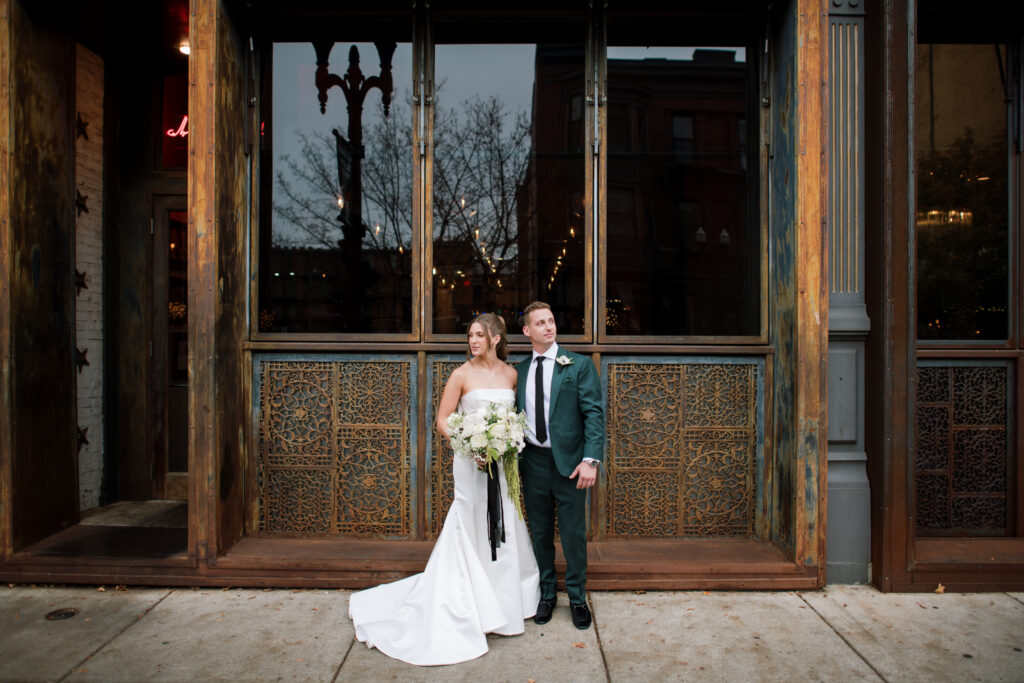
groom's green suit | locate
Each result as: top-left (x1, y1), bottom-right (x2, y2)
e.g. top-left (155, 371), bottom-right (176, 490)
top-left (516, 348), bottom-right (605, 605)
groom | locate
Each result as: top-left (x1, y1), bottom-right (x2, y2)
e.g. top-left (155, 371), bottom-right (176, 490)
top-left (516, 301), bottom-right (605, 630)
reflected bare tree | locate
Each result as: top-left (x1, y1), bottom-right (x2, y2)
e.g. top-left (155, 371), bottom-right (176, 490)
top-left (273, 91), bottom-right (531, 291)
top-left (273, 94), bottom-right (413, 254)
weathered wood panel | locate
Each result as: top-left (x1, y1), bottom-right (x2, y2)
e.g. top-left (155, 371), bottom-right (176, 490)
top-left (765, 0), bottom-right (829, 583)
top-left (0, 0), bottom-right (13, 560)
top-left (6, 0), bottom-right (79, 549)
top-left (213, 0), bottom-right (250, 555)
top-left (767, 0), bottom-right (799, 559)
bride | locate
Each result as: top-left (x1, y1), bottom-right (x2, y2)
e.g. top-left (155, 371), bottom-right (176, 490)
top-left (348, 313), bottom-right (540, 666)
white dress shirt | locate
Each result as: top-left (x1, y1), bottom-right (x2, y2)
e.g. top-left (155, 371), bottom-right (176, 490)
top-left (524, 342), bottom-right (558, 448)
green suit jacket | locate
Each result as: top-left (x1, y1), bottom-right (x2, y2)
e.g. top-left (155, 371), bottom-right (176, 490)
top-left (516, 348), bottom-right (605, 478)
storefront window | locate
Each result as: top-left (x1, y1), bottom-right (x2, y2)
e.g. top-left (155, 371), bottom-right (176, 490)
top-left (915, 43), bottom-right (1009, 342)
top-left (259, 38), bottom-right (413, 333)
top-left (604, 46), bottom-right (759, 337)
top-left (431, 39), bottom-right (586, 336)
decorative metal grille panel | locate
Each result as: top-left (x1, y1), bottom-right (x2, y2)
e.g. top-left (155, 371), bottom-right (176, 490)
top-left (429, 359), bottom-right (463, 536)
top-left (915, 364), bottom-right (1011, 534)
top-left (604, 360), bottom-right (761, 538)
top-left (256, 358), bottom-right (414, 537)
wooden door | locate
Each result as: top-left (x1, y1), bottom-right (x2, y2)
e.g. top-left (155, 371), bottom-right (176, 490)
top-left (152, 197), bottom-right (189, 500)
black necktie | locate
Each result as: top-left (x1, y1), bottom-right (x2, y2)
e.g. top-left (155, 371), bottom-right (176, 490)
top-left (534, 356), bottom-right (547, 444)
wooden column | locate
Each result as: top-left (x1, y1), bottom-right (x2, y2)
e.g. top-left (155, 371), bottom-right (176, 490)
top-left (864, 0), bottom-right (913, 592)
top-left (189, 0), bottom-right (250, 565)
top-left (794, 0), bottom-right (830, 582)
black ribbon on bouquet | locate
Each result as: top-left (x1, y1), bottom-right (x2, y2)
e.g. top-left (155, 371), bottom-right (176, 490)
top-left (486, 460), bottom-right (506, 561)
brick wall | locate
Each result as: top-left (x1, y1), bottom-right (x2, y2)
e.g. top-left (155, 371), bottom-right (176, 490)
top-left (75, 44), bottom-right (104, 511)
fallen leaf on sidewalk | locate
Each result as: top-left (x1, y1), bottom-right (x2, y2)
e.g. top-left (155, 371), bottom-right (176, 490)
top-left (916, 602), bottom-right (927, 609)
top-left (13, 614), bottom-right (18, 619)
top-left (842, 603), bottom-right (847, 607)
top-left (115, 585), bottom-right (127, 592)
top-left (295, 658), bottom-right (304, 663)
top-left (934, 583), bottom-right (945, 594)
top-left (97, 587), bottom-right (106, 592)
top-left (573, 642), bottom-right (586, 648)
top-left (528, 679), bottom-right (536, 682)
top-left (633, 590), bottom-right (646, 595)
top-left (702, 591), bottom-right (709, 595)
top-left (311, 607), bottom-right (318, 611)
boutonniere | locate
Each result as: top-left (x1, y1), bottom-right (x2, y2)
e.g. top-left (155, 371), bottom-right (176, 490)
top-left (555, 355), bottom-right (574, 366)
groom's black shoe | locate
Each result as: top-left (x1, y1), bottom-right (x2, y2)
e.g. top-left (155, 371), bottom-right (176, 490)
top-left (570, 602), bottom-right (592, 630)
top-left (534, 597), bottom-right (556, 625)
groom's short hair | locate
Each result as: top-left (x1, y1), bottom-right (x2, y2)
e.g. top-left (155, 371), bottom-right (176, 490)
top-left (520, 301), bottom-right (551, 327)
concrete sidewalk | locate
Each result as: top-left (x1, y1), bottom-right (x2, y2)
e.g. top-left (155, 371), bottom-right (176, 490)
top-left (1, 584), bottom-right (1021, 682)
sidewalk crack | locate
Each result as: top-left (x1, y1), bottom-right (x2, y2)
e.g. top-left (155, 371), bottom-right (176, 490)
top-left (1007, 592), bottom-right (1024, 607)
top-left (57, 588), bottom-right (174, 682)
top-left (797, 593), bottom-right (889, 683)
top-left (590, 596), bottom-right (613, 683)
top-left (331, 631), bottom-right (357, 683)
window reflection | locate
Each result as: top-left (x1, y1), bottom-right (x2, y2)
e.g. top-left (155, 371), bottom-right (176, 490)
top-left (915, 43), bottom-right (1008, 342)
top-left (260, 40), bottom-right (413, 333)
top-left (431, 42), bottom-right (586, 335)
top-left (605, 47), bottom-right (758, 337)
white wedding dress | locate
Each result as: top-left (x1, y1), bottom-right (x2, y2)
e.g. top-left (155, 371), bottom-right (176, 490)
top-left (348, 388), bottom-right (540, 666)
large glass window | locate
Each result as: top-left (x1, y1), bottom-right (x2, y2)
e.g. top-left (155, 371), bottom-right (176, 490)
top-left (431, 38), bottom-right (586, 336)
top-left (915, 43), bottom-right (1009, 342)
top-left (259, 37), bottom-right (413, 333)
top-left (604, 46), bottom-right (759, 337)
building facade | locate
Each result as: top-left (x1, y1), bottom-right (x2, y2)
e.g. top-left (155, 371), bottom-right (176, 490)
top-left (0, 0), bottom-right (1020, 591)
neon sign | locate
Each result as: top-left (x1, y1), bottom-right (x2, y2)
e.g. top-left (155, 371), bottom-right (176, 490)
top-left (165, 115), bottom-right (188, 138)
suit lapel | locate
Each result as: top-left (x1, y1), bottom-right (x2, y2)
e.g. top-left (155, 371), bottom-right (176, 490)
top-left (548, 355), bottom-right (568, 424)
top-left (516, 357), bottom-right (530, 409)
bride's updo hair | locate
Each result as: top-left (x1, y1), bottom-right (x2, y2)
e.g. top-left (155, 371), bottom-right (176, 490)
top-left (467, 313), bottom-right (508, 361)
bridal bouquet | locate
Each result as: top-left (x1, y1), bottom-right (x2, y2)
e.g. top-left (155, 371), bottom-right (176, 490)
top-left (447, 401), bottom-right (528, 519)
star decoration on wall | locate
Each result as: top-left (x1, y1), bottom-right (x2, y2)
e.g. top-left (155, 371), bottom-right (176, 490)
top-left (75, 269), bottom-right (88, 295)
top-left (76, 113), bottom-right (89, 140)
top-left (76, 189), bottom-right (89, 216)
top-left (76, 347), bottom-right (90, 373)
top-left (77, 426), bottom-right (89, 453)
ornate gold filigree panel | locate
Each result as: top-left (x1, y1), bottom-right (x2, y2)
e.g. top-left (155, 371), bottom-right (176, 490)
top-left (429, 359), bottom-right (463, 536)
top-left (256, 358), bottom-right (413, 537)
top-left (604, 361), bottom-right (760, 538)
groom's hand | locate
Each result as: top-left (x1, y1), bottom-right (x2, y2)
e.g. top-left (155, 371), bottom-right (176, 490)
top-left (569, 462), bottom-right (598, 489)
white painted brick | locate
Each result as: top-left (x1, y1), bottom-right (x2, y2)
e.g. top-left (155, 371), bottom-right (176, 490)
top-left (76, 44), bottom-right (105, 512)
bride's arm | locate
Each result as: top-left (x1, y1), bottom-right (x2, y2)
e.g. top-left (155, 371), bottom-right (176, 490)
top-left (436, 368), bottom-right (465, 439)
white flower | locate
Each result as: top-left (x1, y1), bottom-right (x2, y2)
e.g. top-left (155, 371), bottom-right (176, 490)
top-left (556, 355), bottom-right (573, 366)
top-left (489, 423), bottom-right (508, 440)
top-left (469, 432), bottom-right (488, 449)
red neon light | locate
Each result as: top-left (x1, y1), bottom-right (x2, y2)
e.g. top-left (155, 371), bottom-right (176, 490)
top-left (165, 115), bottom-right (189, 137)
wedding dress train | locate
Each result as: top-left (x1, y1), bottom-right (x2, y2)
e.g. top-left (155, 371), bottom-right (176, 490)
top-left (348, 388), bottom-right (540, 666)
